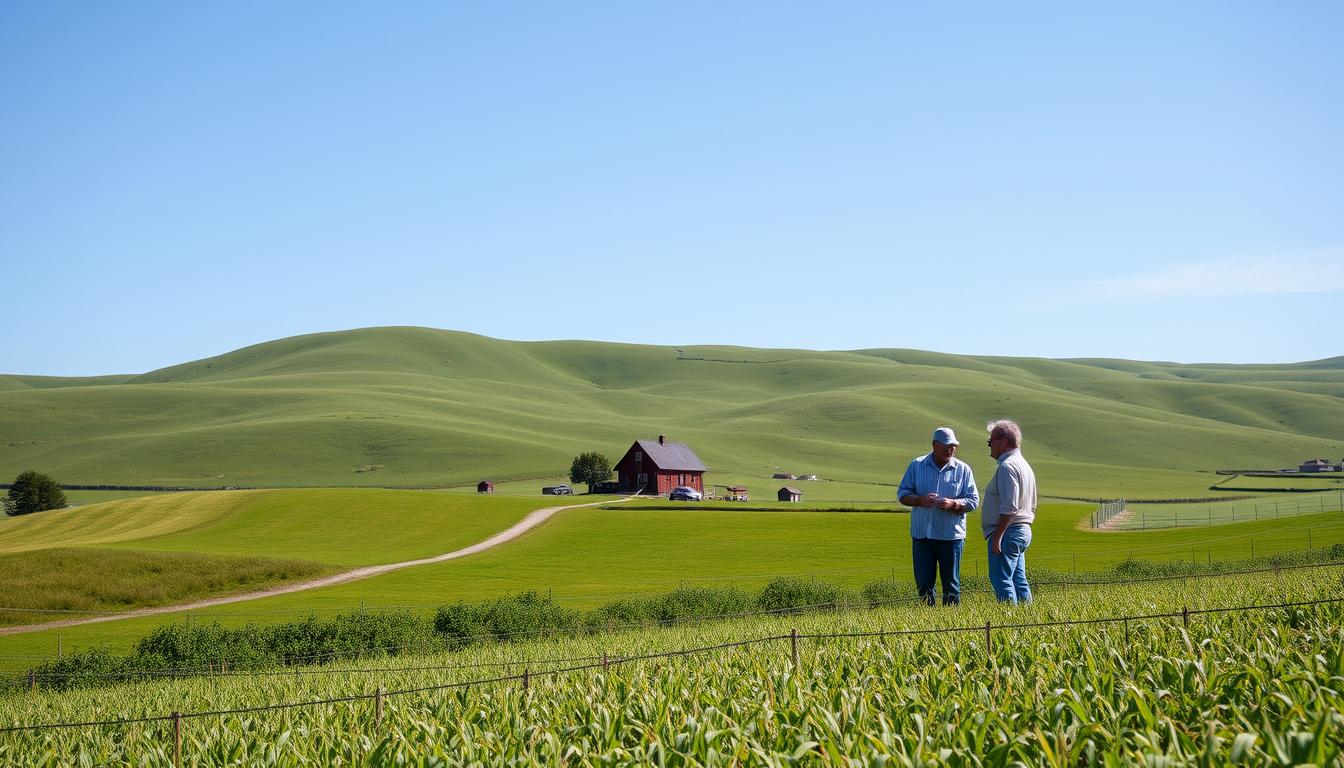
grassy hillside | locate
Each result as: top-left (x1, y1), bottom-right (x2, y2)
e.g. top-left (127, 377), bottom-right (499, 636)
top-left (1, 327), bottom-right (1341, 497)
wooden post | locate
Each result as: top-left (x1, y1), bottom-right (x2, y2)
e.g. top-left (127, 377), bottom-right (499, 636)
top-left (172, 711), bottom-right (182, 768)
top-left (522, 667), bottom-right (529, 692)
top-left (374, 687), bottom-right (383, 727)
top-left (790, 628), bottom-right (798, 667)
top-left (984, 621), bottom-right (992, 654)
top-left (1182, 606), bottom-right (1189, 629)
top-left (602, 653), bottom-right (608, 670)
top-left (1123, 618), bottom-right (1129, 646)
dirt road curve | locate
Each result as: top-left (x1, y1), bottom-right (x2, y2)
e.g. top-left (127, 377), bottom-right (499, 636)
top-left (1, 497), bottom-right (625, 637)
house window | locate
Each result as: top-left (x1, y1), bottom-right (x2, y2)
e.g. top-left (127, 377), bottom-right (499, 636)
top-left (635, 451), bottom-right (642, 463)
top-left (679, 473), bottom-right (685, 485)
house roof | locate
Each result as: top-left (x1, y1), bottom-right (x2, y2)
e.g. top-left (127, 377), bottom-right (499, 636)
top-left (634, 440), bottom-right (708, 472)
top-left (780, 486), bottom-right (802, 494)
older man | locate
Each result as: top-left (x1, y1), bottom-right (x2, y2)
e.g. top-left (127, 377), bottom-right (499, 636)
top-left (898, 427), bottom-right (979, 605)
top-left (981, 419), bottom-right (1038, 604)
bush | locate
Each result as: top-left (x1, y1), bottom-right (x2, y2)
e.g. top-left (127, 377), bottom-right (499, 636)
top-left (756, 577), bottom-right (857, 614)
top-left (860, 577), bottom-right (906, 607)
top-left (586, 585), bottom-right (754, 630)
top-left (434, 591), bottom-right (579, 646)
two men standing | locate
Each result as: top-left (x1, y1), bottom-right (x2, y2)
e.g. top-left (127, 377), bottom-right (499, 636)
top-left (898, 427), bottom-right (979, 605)
top-left (898, 420), bottom-right (1037, 606)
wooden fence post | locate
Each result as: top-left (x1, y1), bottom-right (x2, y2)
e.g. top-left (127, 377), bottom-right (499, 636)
top-left (1182, 606), bottom-right (1189, 629)
top-left (522, 667), bottom-right (530, 693)
top-left (602, 653), bottom-right (608, 670)
top-left (375, 687), bottom-right (383, 728)
top-left (790, 628), bottom-right (798, 667)
top-left (985, 622), bottom-right (992, 654)
top-left (172, 711), bottom-right (182, 768)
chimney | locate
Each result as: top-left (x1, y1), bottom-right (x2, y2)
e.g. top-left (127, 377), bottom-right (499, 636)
top-left (658, 435), bottom-right (665, 445)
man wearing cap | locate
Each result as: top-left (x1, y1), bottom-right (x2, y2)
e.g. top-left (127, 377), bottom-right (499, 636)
top-left (982, 419), bottom-right (1037, 604)
top-left (898, 427), bottom-right (980, 605)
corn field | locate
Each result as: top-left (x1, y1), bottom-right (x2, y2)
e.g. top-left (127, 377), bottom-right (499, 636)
top-left (2, 567), bottom-right (1342, 765)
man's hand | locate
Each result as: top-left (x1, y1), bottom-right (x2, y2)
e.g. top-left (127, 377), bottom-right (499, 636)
top-left (991, 533), bottom-right (1003, 555)
top-left (935, 497), bottom-right (961, 512)
top-left (923, 493), bottom-right (940, 508)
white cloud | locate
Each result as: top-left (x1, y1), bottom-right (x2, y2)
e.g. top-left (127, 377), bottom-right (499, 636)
top-left (1095, 249), bottom-right (1344, 299)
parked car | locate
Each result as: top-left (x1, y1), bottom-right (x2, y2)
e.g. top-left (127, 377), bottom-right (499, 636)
top-left (541, 484), bottom-right (573, 495)
top-left (669, 486), bottom-right (703, 501)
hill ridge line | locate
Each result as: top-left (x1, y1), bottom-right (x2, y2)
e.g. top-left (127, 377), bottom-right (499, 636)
top-left (0, 497), bottom-right (626, 637)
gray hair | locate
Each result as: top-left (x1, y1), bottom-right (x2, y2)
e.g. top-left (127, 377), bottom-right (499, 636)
top-left (986, 419), bottom-right (1022, 447)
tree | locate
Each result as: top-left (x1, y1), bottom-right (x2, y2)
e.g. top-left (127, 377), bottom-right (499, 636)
top-left (4, 470), bottom-right (67, 516)
top-left (568, 452), bottom-right (612, 493)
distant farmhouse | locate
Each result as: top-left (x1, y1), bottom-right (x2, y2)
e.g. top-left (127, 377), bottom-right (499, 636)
top-left (1299, 458), bottom-right (1335, 473)
top-left (778, 486), bottom-right (802, 502)
top-left (615, 436), bottom-right (707, 496)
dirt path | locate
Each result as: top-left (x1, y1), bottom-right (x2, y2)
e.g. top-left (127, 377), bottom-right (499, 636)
top-left (1, 496), bottom-right (626, 637)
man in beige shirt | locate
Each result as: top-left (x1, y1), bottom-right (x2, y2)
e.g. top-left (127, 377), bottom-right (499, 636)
top-left (980, 419), bottom-right (1037, 604)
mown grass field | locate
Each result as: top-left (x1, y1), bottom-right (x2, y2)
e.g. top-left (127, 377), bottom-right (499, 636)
top-left (2, 567), bottom-right (1340, 765)
top-left (2, 327), bottom-right (1341, 498)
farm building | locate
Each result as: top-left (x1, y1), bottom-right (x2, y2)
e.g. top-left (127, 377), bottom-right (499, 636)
top-left (724, 485), bottom-right (749, 501)
top-left (1299, 458), bottom-right (1333, 473)
top-left (778, 486), bottom-right (802, 502)
top-left (477, 480), bottom-right (494, 494)
top-left (772, 472), bottom-right (795, 479)
top-left (614, 436), bottom-right (707, 496)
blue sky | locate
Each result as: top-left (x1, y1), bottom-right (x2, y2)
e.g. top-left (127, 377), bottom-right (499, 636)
top-left (3, 2), bottom-right (1341, 375)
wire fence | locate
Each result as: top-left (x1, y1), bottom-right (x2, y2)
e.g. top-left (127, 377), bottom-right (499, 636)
top-left (1094, 491), bottom-right (1344, 530)
top-left (1091, 499), bottom-right (1125, 528)
top-left (1, 590), bottom-right (1340, 768)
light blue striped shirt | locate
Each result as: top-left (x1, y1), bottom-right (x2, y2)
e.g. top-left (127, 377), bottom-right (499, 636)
top-left (898, 453), bottom-right (980, 540)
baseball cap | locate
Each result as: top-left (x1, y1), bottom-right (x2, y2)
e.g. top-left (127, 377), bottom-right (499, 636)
top-left (932, 427), bottom-right (959, 445)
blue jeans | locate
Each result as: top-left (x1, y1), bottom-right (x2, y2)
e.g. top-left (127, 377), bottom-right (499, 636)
top-left (988, 524), bottom-right (1032, 604)
top-left (912, 537), bottom-right (964, 605)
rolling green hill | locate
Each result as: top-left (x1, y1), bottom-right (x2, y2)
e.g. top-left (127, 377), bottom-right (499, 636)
top-left (2, 327), bottom-right (1341, 498)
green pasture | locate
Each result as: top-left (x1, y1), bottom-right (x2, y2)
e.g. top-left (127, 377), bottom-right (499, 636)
top-left (0, 548), bottom-right (331, 626)
top-left (3, 493), bottom-right (1343, 672)
top-left (0, 489), bottom-right (551, 565)
top-left (2, 327), bottom-right (1342, 499)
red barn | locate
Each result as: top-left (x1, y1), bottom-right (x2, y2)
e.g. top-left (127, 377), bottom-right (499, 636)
top-left (615, 435), bottom-right (707, 496)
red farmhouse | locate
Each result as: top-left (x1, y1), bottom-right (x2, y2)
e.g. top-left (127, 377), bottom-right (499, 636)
top-left (615, 435), bottom-right (707, 496)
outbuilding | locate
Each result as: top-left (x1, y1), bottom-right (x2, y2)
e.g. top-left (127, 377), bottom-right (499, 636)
top-left (1300, 458), bottom-right (1333, 473)
top-left (724, 485), bottom-right (749, 501)
top-left (778, 486), bottom-right (802, 502)
top-left (477, 480), bottom-right (494, 494)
